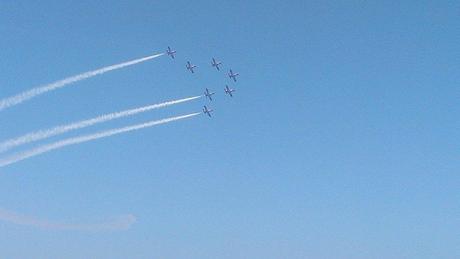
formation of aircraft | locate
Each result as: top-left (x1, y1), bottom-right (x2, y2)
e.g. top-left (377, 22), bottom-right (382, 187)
top-left (166, 46), bottom-right (176, 59)
top-left (204, 88), bottom-right (215, 101)
top-left (211, 58), bottom-right (222, 71)
top-left (224, 85), bottom-right (236, 97)
top-left (228, 69), bottom-right (239, 82)
top-left (166, 47), bottom-right (240, 118)
top-left (203, 105), bottom-right (213, 117)
top-left (186, 61), bottom-right (197, 73)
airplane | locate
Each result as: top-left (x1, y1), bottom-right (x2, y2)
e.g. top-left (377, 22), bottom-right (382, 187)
top-left (211, 58), bottom-right (222, 71)
top-left (166, 46), bottom-right (176, 59)
top-left (186, 61), bottom-right (197, 73)
top-left (204, 88), bottom-right (215, 101)
top-left (203, 105), bottom-right (213, 117)
top-left (224, 85), bottom-right (236, 97)
top-left (228, 69), bottom-right (239, 82)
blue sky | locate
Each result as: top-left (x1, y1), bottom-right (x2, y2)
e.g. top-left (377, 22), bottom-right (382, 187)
top-left (0, 1), bottom-right (458, 258)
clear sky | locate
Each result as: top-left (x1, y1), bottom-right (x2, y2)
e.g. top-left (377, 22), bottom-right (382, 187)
top-left (0, 1), bottom-right (458, 258)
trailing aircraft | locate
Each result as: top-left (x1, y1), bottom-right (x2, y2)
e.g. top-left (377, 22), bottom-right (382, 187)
top-left (166, 46), bottom-right (176, 59)
top-left (203, 105), bottom-right (213, 117)
top-left (204, 88), bottom-right (215, 101)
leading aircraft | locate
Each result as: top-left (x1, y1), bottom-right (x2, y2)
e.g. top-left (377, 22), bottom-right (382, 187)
top-left (224, 85), bottom-right (236, 97)
top-left (204, 88), bottom-right (215, 101)
top-left (203, 105), bottom-right (213, 117)
top-left (186, 61), bottom-right (197, 73)
top-left (228, 69), bottom-right (239, 82)
top-left (211, 58), bottom-right (222, 71)
top-left (166, 46), bottom-right (176, 59)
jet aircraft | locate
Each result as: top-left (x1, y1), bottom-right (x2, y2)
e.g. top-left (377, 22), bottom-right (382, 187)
top-left (211, 58), bottom-right (222, 71)
top-left (186, 61), bottom-right (197, 73)
top-left (166, 46), bottom-right (176, 59)
top-left (224, 85), bottom-right (236, 97)
top-left (203, 105), bottom-right (213, 117)
top-left (228, 69), bottom-right (239, 82)
top-left (204, 88), bottom-right (215, 101)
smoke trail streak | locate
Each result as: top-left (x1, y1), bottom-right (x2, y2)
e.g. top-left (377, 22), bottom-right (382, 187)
top-left (0, 95), bottom-right (201, 153)
top-left (0, 208), bottom-right (136, 231)
top-left (0, 53), bottom-right (164, 111)
top-left (0, 112), bottom-right (200, 168)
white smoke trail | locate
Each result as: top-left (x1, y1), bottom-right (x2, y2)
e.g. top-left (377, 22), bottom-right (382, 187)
top-left (0, 207), bottom-right (136, 231)
top-left (0, 53), bottom-right (164, 111)
top-left (0, 112), bottom-right (201, 168)
top-left (0, 95), bottom-right (201, 153)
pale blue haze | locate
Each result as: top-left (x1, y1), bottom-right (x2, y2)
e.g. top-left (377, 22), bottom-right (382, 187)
top-left (0, 1), bottom-right (458, 258)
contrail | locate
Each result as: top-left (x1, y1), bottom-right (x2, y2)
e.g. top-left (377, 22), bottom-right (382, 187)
top-left (0, 53), bottom-right (164, 111)
top-left (0, 207), bottom-right (136, 231)
top-left (0, 95), bottom-right (201, 153)
top-left (0, 112), bottom-right (201, 168)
